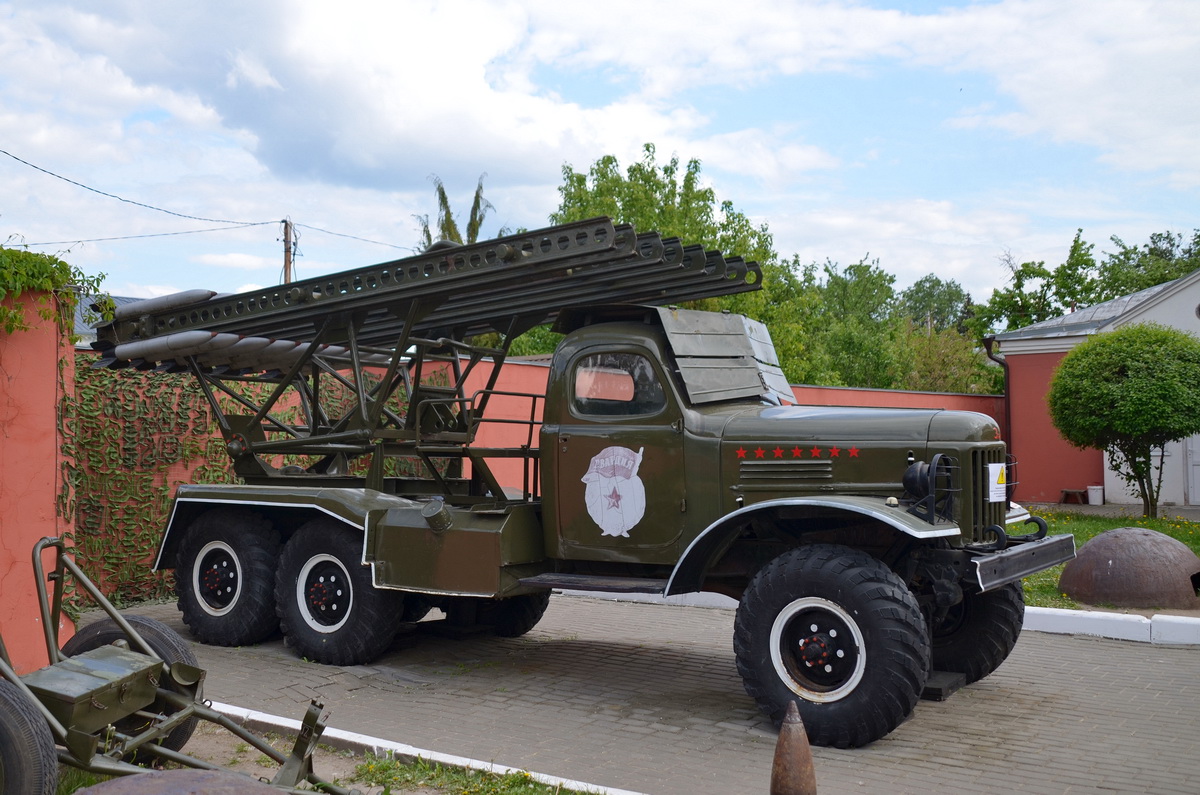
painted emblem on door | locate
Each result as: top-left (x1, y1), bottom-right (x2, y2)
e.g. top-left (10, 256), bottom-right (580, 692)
top-left (581, 446), bottom-right (646, 537)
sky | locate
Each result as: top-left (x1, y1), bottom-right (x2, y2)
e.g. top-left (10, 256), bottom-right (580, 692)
top-left (1, 0), bottom-right (1198, 305)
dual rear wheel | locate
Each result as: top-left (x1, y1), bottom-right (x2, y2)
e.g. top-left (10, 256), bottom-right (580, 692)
top-left (175, 512), bottom-right (550, 667)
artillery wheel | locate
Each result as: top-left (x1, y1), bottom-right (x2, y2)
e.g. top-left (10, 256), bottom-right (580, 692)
top-left (477, 591), bottom-right (551, 637)
top-left (62, 615), bottom-right (200, 756)
top-left (176, 509), bottom-right (280, 646)
top-left (734, 544), bottom-right (930, 748)
top-left (932, 583), bottom-right (1024, 683)
top-left (0, 679), bottom-right (58, 795)
top-left (276, 519), bottom-right (403, 665)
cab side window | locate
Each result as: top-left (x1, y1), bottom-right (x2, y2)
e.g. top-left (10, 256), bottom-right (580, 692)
top-left (573, 352), bottom-right (666, 417)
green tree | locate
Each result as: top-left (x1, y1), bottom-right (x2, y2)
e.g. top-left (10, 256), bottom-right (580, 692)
top-left (414, 174), bottom-right (500, 249)
top-left (1047, 323), bottom-right (1200, 518)
top-left (890, 320), bottom-right (1003, 394)
top-left (1096, 229), bottom-right (1200, 302)
top-left (810, 259), bottom-right (898, 389)
top-left (896, 275), bottom-right (970, 333)
top-left (968, 252), bottom-right (1056, 338)
top-left (546, 144), bottom-right (829, 381)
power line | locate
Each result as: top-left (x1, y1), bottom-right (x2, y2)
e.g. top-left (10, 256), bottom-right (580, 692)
top-left (16, 222), bottom-right (277, 247)
top-left (294, 222), bottom-right (408, 250)
top-left (1, 147), bottom-right (270, 225)
top-left (3, 148), bottom-right (411, 253)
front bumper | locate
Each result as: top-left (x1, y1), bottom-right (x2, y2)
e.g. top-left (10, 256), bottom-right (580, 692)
top-left (973, 533), bottom-right (1077, 592)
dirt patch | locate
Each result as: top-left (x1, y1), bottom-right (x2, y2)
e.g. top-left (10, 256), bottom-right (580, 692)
top-left (180, 720), bottom-right (440, 795)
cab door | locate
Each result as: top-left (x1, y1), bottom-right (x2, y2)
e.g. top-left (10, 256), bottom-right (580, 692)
top-left (551, 348), bottom-right (686, 561)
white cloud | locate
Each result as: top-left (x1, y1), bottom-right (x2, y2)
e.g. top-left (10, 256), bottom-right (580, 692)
top-left (225, 51), bottom-right (282, 91)
top-left (193, 252), bottom-right (275, 270)
top-left (1, 0), bottom-right (1196, 303)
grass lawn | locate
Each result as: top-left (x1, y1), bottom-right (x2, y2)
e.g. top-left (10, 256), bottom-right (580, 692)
top-left (1023, 507), bottom-right (1200, 609)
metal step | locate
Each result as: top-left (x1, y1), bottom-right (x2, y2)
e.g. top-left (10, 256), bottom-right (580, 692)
top-left (519, 573), bottom-right (668, 594)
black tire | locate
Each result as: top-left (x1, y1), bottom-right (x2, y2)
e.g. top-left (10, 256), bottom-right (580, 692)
top-left (400, 594), bottom-right (434, 623)
top-left (60, 615), bottom-right (199, 756)
top-left (175, 509), bottom-right (280, 647)
top-left (477, 591), bottom-right (551, 637)
top-left (733, 544), bottom-right (930, 748)
top-left (932, 583), bottom-right (1024, 683)
top-left (275, 519), bottom-right (403, 665)
top-left (0, 679), bottom-right (58, 795)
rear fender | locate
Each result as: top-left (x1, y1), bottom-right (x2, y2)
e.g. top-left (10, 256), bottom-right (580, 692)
top-left (152, 484), bottom-right (409, 571)
top-left (664, 496), bottom-right (961, 596)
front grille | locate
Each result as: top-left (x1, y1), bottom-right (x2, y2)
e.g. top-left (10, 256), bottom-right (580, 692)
top-left (970, 446), bottom-right (1009, 533)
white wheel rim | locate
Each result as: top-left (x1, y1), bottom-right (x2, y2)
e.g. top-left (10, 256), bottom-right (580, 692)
top-left (295, 553), bottom-right (353, 634)
top-left (192, 540), bottom-right (242, 617)
top-left (770, 596), bottom-right (866, 703)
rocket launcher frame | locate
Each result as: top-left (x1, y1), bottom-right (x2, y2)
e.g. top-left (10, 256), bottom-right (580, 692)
top-left (88, 217), bottom-right (763, 495)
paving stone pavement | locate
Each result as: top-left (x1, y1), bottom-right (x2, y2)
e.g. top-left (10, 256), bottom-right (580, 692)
top-left (121, 595), bottom-right (1199, 795)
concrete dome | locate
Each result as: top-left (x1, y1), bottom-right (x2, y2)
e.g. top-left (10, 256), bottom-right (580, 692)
top-left (1058, 527), bottom-right (1200, 609)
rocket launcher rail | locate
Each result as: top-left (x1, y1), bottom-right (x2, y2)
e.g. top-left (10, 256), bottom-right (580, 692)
top-left (87, 218), bottom-right (763, 493)
top-left (93, 218), bottom-right (761, 367)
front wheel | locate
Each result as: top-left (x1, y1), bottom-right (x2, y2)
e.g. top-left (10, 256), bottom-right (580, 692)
top-left (0, 679), bottom-right (58, 795)
top-left (733, 544), bottom-right (930, 748)
top-left (275, 520), bottom-right (403, 665)
top-left (60, 615), bottom-right (200, 757)
top-left (932, 583), bottom-right (1024, 683)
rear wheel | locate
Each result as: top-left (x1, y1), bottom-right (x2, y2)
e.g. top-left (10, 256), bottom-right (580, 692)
top-left (478, 591), bottom-right (551, 637)
top-left (734, 544), bottom-right (930, 748)
top-left (932, 583), bottom-right (1024, 683)
top-left (0, 679), bottom-right (58, 795)
top-left (61, 615), bottom-right (200, 756)
top-left (276, 520), bottom-right (403, 665)
top-left (175, 509), bottom-right (280, 646)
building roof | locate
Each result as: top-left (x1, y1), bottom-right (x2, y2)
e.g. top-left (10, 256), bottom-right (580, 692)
top-left (990, 276), bottom-right (1186, 343)
top-left (74, 295), bottom-right (141, 348)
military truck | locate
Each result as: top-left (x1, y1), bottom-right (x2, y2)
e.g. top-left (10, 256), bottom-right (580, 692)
top-left (92, 218), bottom-right (1074, 747)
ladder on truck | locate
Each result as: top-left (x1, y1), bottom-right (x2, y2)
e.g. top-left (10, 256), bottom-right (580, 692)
top-left (90, 217), bottom-right (763, 500)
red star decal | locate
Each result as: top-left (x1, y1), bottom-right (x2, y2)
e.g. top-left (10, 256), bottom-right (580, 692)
top-left (773, 446), bottom-right (784, 458)
top-left (791, 446), bottom-right (803, 457)
top-left (849, 446), bottom-right (860, 457)
top-left (754, 447), bottom-right (766, 458)
top-left (606, 486), bottom-right (622, 509)
top-left (830, 446), bottom-right (841, 457)
top-left (809, 446), bottom-right (822, 457)
top-left (736, 446), bottom-right (747, 459)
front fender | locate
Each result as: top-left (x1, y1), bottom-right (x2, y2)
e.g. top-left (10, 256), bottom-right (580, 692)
top-left (664, 495), bottom-right (961, 596)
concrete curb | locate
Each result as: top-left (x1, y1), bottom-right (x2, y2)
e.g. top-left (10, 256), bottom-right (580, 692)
top-left (210, 701), bottom-right (649, 795)
top-left (561, 591), bottom-right (1200, 645)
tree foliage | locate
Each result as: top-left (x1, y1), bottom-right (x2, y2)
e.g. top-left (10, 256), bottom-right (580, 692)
top-left (0, 247), bottom-right (107, 340)
top-left (543, 143), bottom-right (1002, 393)
top-left (414, 174), bottom-right (502, 249)
top-left (1047, 323), bottom-right (1200, 518)
top-left (972, 228), bottom-right (1200, 337)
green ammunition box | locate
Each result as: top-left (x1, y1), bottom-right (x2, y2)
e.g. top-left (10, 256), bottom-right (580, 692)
top-left (22, 644), bottom-right (162, 734)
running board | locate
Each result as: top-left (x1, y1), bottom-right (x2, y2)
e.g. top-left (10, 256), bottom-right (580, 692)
top-left (518, 573), bottom-right (668, 594)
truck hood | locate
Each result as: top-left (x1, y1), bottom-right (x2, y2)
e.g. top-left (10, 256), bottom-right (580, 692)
top-left (718, 404), bottom-right (1001, 444)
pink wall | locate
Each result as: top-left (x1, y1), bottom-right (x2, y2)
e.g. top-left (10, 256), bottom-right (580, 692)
top-left (1005, 351), bottom-right (1103, 502)
top-left (790, 384), bottom-right (1006, 439)
top-left (0, 295), bottom-right (75, 674)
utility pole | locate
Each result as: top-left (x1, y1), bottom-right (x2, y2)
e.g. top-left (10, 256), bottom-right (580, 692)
top-left (282, 218), bottom-right (293, 283)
